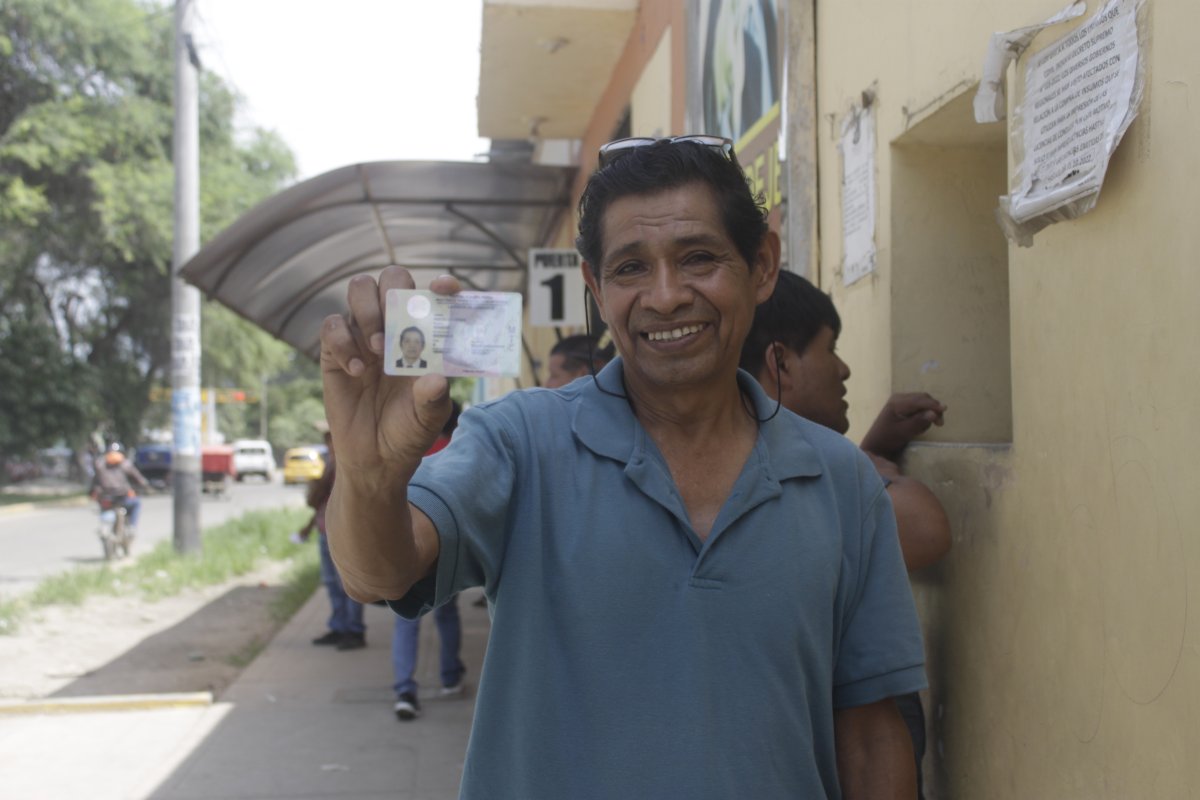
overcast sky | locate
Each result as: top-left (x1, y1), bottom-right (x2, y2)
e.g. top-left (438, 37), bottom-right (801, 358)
top-left (191, 0), bottom-right (491, 181)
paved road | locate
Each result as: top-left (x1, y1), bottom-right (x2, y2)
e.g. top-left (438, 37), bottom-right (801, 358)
top-left (0, 479), bottom-right (307, 600)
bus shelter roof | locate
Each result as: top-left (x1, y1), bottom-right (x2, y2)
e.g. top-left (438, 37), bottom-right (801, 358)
top-left (180, 159), bottom-right (576, 360)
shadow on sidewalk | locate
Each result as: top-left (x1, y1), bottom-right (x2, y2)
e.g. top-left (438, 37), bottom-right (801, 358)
top-left (145, 591), bottom-right (491, 800)
top-left (49, 583), bottom-right (292, 699)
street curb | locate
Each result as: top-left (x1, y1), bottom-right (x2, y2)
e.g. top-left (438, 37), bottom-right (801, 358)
top-left (0, 496), bottom-right (91, 517)
top-left (0, 691), bottom-right (214, 716)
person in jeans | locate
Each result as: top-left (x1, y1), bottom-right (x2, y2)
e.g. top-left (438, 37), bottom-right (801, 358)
top-left (391, 402), bottom-right (466, 720)
top-left (90, 443), bottom-right (149, 535)
top-left (299, 431), bottom-right (366, 650)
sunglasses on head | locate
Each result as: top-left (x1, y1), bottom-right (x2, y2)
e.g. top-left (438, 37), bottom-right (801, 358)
top-left (597, 135), bottom-right (736, 169)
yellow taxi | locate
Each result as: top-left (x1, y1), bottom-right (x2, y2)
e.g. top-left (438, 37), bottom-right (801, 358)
top-left (282, 445), bottom-right (327, 485)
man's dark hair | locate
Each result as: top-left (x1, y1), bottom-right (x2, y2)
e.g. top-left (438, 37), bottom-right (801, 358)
top-left (575, 140), bottom-right (768, 275)
top-left (551, 334), bottom-right (615, 373)
top-left (740, 271), bottom-right (842, 378)
top-left (400, 326), bottom-right (425, 346)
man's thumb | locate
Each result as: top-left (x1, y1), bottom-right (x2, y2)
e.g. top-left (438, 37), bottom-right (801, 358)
top-left (412, 374), bottom-right (452, 435)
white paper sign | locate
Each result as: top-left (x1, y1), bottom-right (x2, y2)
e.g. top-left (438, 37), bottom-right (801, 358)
top-left (528, 248), bottom-right (585, 327)
top-left (1009, 0), bottom-right (1141, 223)
top-left (974, 1), bottom-right (1088, 124)
top-left (840, 105), bottom-right (877, 287)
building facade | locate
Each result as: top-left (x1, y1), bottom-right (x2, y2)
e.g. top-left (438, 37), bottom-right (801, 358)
top-left (478, 1), bottom-right (1200, 795)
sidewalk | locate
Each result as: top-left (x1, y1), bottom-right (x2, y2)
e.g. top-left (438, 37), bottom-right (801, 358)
top-left (0, 587), bottom-right (490, 800)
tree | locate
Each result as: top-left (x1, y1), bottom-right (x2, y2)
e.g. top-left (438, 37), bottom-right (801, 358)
top-left (0, 0), bottom-right (297, 458)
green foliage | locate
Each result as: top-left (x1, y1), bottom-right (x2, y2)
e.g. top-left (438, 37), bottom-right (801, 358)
top-left (266, 356), bottom-right (327, 451)
top-left (0, 0), bottom-right (298, 457)
top-left (0, 306), bottom-right (97, 457)
top-left (449, 379), bottom-right (478, 409)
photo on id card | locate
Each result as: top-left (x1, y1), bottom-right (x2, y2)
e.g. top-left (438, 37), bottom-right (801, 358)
top-left (384, 289), bottom-right (522, 378)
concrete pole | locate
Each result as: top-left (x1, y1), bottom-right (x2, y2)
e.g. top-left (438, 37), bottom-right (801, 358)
top-left (259, 372), bottom-right (268, 438)
top-left (785, 0), bottom-right (820, 281)
top-left (172, 0), bottom-right (203, 554)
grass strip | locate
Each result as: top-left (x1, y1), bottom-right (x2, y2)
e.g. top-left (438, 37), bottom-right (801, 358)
top-left (0, 507), bottom-right (316, 635)
top-left (0, 491), bottom-right (87, 508)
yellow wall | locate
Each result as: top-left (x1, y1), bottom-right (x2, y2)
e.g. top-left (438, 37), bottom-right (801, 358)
top-left (632, 30), bottom-right (673, 137)
top-left (814, 0), bottom-right (1200, 795)
top-left (529, 0), bottom-right (686, 387)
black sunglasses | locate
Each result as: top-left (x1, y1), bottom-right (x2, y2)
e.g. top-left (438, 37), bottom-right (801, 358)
top-left (597, 135), bottom-right (737, 169)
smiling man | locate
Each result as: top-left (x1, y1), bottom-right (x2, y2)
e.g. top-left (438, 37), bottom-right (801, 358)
top-left (320, 137), bottom-right (925, 799)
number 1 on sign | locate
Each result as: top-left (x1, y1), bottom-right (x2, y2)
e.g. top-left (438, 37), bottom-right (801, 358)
top-left (540, 274), bottom-right (564, 322)
top-left (528, 248), bottom-right (584, 327)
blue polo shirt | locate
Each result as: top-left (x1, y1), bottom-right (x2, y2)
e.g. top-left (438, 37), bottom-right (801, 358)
top-left (396, 359), bottom-right (926, 799)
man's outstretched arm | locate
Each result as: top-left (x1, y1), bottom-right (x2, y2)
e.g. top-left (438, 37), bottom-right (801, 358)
top-left (320, 266), bottom-right (458, 603)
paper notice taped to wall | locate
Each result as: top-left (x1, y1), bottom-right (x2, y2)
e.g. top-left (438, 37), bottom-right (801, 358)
top-left (840, 104), bottom-right (876, 286)
top-left (999, 0), bottom-right (1145, 243)
top-left (974, 1), bottom-right (1087, 124)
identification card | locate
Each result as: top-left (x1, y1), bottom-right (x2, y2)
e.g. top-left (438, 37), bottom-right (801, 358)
top-left (384, 290), bottom-right (523, 378)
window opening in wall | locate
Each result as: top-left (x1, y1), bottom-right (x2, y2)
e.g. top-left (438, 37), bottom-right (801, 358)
top-left (890, 89), bottom-right (1011, 444)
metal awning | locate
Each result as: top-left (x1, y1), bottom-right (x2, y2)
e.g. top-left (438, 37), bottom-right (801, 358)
top-left (180, 160), bottom-right (576, 360)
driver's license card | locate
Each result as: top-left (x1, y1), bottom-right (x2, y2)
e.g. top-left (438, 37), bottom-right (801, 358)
top-left (384, 289), bottom-right (523, 378)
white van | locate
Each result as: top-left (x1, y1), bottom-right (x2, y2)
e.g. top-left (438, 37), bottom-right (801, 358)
top-left (232, 439), bottom-right (276, 481)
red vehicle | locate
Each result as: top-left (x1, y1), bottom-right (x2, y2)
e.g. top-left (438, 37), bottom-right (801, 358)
top-left (200, 445), bottom-right (237, 499)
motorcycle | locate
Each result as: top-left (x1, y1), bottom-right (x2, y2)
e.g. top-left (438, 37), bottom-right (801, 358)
top-left (96, 494), bottom-right (135, 561)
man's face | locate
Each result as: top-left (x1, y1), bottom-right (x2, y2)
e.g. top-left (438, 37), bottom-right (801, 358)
top-left (400, 331), bottom-right (424, 362)
top-left (780, 325), bottom-right (852, 433)
top-left (544, 354), bottom-right (587, 389)
top-left (581, 183), bottom-right (778, 394)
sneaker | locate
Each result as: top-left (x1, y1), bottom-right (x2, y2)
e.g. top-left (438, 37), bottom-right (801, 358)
top-left (311, 630), bottom-right (342, 646)
top-left (439, 680), bottom-right (465, 697)
top-left (394, 692), bottom-right (420, 721)
top-left (336, 632), bottom-right (366, 651)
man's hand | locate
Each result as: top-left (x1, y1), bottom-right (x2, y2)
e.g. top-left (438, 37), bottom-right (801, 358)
top-left (860, 392), bottom-right (946, 462)
top-left (320, 266), bottom-right (459, 489)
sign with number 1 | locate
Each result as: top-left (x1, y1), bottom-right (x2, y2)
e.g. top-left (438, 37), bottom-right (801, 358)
top-left (528, 248), bottom-right (585, 327)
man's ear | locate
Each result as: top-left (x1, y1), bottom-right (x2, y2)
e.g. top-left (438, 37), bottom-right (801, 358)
top-left (581, 261), bottom-right (606, 323)
top-left (752, 230), bottom-right (783, 303)
top-left (759, 341), bottom-right (789, 392)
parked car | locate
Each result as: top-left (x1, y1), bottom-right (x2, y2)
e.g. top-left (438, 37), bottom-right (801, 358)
top-left (282, 445), bottom-right (326, 485)
top-left (232, 439), bottom-right (276, 482)
top-left (134, 443), bottom-right (173, 490)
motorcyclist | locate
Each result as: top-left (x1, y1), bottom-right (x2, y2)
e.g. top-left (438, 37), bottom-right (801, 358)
top-left (90, 443), bottom-right (150, 536)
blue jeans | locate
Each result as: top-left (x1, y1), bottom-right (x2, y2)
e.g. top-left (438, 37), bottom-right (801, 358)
top-left (391, 597), bottom-right (464, 696)
top-left (318, 534), bottom-right (365, 634)
top-left (123, 495), bottom-right (141, 528)
top-left (102, 495), bottom-right (141, 528)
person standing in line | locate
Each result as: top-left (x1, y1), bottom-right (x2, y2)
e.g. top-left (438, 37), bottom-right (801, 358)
top-left (298, 431), bottom-right (367, 650)
top-left (542, 333), bottom-right (615, 388)
top-left (741, 269), bottom-right (952, 798)
top-left (392, 401), bottom-right (467, 721)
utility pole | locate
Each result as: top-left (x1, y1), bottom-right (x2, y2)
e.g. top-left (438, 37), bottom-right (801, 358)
top-left (172, 0), bottom-right (202, 554)
top-left (259, 371), bottom-right (269, 438)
